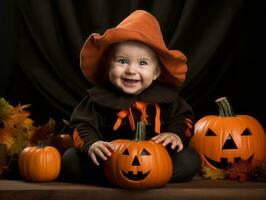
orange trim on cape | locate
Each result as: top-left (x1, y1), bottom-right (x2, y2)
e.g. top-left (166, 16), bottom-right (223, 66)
top-left (73, 129), bottom-right (85, 149)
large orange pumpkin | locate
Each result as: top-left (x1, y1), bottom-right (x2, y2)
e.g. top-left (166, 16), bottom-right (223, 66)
top-left (104, 122), bottom-right (173, 189)
top-left (190, 97), bottom-right (266, 170)
top-left (18, 143), bottom-right (61, 182)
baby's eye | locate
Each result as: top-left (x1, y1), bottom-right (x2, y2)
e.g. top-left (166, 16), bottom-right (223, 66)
top-left (117, 59), bottom-right (127, 64)
top-left (139, 60), bottom-right (148, 65)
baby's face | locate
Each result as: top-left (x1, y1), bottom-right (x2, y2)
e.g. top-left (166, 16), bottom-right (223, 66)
top-left (108, 41), bottom-right (161, 95)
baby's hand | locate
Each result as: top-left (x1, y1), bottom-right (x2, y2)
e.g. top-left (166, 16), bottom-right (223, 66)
top-left (88, 141), bottom-right (115, 166)
top-left (151, 132), bottom-right (183, 152)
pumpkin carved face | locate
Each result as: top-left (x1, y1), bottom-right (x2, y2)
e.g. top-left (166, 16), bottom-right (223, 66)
top-left (104, 140), bottom-right (172, 188)
top-left (104, 122), bottom-right (172, 189)
top-left (190, 97), bottom-right (266, 170)
top-left (190, 115), bottom-right (266, 170)
top-left (119, 144), bottom-right (151, 181)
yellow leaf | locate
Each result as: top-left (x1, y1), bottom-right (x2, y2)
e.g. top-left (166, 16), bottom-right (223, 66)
top-left (201, 165), bottom-right (225, 180)
top-left (0, 122), bottom-right (15, 150)
top-left (6, 103), bottom-right (36, 138)
top-left (1, 100), bottom-right (37, 154)
top-left (0, 98), bottom-right (13, 121)
top-left (8, 129), bottom-right (30, 155)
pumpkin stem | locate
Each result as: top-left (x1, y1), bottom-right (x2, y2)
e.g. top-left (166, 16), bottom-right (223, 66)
top-left (37, 141), bottom-right (45, 148)
top-left (135, 121), bottom-right (146, 141)
top-left (215, 97), bottom-right (234, 117)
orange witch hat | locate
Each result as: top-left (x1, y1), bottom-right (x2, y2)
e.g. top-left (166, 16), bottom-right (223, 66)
top-left (80, 10), bottom-right (188, 86)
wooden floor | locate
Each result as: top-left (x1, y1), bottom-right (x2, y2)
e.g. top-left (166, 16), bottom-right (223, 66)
top-left (0, 178), bottom-right (265, 200)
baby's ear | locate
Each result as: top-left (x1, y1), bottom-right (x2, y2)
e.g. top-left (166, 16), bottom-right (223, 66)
top-left (153, 65), bottom-right (161, 80)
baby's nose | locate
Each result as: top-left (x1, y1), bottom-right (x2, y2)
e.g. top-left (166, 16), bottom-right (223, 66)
top-left (125, 64), bottom-right (137, 74)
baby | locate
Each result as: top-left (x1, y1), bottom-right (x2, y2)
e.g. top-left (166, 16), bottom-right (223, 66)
top-left (62, 10), bottom-right (201, 184)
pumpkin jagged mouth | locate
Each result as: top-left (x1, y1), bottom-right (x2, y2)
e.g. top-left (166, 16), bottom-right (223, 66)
top-left (204, 154), bottom-right (254, 169)
top-left (121, 170), bottom-right (150, 181)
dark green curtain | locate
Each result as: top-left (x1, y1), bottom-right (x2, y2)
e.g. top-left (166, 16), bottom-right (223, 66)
top-left (1, 0), bottom-right (266, 129)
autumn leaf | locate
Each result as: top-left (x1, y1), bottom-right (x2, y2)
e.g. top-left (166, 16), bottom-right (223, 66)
top-left (0, 98), bottom-right (15, 150)
top-left (0, 122), bottom-right (15, 150)
top-left (250, 166), bottom-right (266, 182)
top-left (1, 101), bottom-right (37, 150)
top-left (249, 161), bottom-right (266, 182)
top-left (7, 104), bottom-right (34, 135)
top-left (224, 159), bottom-right (262, 182)
top-left (201, 165), bottom-right (225, 180)
top-left (30, 118), bottom-right (56, 145)
top-left (0, 98), bottom-right (13, 121)
top-left (8, 129), bottom-right (30, 155)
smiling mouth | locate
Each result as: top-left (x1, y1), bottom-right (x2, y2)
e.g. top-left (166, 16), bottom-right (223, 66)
top-left (204, 154), bottom-right (254, 169)
top-left (122, 78), bottom-right (140, 84)
top-left (121, 170), bottom-right (150, 181)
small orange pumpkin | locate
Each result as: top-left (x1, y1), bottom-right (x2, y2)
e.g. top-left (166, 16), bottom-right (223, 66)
top-left (50, 119), bottom-right (74, 156)
top-left (18, 143), bottom-right (61, 182)
top-left (51, 133), bottom-right (74, 156)
top-left (190, 97), bottom-right (266, 170)
top-left (104, 122), bottom-right (173, 189)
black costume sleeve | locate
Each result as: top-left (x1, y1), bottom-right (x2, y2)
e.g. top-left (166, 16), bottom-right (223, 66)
top-left (163, 96), bottom-right (194, 147)
top-left (70, 96), bottom-right (103, 154)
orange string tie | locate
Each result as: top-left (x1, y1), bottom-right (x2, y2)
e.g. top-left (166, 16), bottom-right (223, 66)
top-left (113, 101), bottom-right (161, 134)
top-left (134, 101), bottom-right (148, 124)
top-left (113, 108), bottom-right (135, 131)
top-left (154, 103), bottom-right (161, 134)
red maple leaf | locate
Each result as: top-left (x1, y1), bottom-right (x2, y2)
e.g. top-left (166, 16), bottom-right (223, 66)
top-left (224, 159), bottom-right (262, 182)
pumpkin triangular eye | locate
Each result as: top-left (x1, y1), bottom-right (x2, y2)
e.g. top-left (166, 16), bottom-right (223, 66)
top-left (205, 129), bottom-right (217, 136)
top-left (122, 148), bottom-right (130, 155)
top-left (140, 149), bottom-right (150, 156)
top-left (241, 128), bottom-right (251, 136)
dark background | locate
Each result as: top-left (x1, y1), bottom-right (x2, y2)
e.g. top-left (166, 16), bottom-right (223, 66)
top-left (1, 0), bottom-right (265, 130)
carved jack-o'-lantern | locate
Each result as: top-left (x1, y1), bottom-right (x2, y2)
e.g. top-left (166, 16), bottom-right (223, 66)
top-left (104, 122), bottom-right (173, 189)
top-left (190, 97), bottom-right (266, 170)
